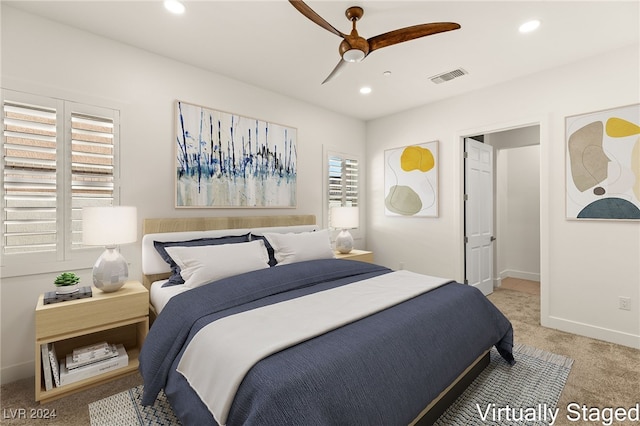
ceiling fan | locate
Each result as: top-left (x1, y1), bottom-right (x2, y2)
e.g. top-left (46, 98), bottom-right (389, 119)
top-left (288, 0), bottom-right (461, 84)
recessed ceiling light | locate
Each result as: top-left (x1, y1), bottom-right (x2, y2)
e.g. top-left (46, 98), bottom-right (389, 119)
top-left (519, 19), bottom-right (541, 33)
top-left (164, 0), bottom-right (185, 15)
top-left (359, 86), bottom-right (372, 95)
top-left (383, 71), bottom-right (392, 77)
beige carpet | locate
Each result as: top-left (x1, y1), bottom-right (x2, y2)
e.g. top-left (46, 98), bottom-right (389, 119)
top-left (1, 286), bottom-right (638, 425)
top-left (489, 284), bottom-right (639, 425)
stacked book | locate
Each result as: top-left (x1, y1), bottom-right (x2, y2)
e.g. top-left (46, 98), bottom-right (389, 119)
top-left (59, 342), bottom-right (128, 386)
top-left (41, 342), bottom-right (128, 389)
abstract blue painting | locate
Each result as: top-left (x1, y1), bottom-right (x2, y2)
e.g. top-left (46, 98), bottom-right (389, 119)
top-left (175, 101), bottom-right (297, 208)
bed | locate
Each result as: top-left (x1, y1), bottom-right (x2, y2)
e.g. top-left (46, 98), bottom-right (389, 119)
top-left (138, 215), bottom-right (514, 425)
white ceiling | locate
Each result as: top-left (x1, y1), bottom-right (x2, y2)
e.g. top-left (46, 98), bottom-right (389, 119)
top-left (5, 1), bottom-right (640, 121)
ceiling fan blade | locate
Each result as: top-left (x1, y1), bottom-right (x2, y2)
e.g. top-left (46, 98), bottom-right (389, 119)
top-left (322, 59), bottom-right (348, 84)
top-left (289, 0), bottom-right (347, 39)
top-left (367, 22), bottom-right (461, 54)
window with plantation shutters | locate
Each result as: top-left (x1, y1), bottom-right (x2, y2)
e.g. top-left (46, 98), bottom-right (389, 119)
top-left (71, 111), bottom-right (115, 249)
top-left (3, 100), bottom-right (59, 255)
top-left (327, 152), bottom-right (359, 228)
top-left (1, 90), bottom-right (119, 274)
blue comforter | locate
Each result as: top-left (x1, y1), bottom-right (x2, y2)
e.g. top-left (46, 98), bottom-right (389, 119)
top-left (139, 259), bottom-right (513, 425)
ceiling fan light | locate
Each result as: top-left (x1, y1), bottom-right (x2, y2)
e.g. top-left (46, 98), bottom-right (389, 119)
top-left (343, 49), bottom-right (365, 63)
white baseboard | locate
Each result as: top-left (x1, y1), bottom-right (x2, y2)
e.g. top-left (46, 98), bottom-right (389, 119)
top-left (1, 361), bottom-right (34, 385)
top-left (499, 269), bottom-right (540, 282)
top-left (543, 315), bottom-right (640, 350)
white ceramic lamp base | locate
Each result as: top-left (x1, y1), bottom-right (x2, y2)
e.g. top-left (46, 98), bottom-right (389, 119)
top-left (92, 247), bottom-right (128, 292)
top-left (335, 229), bottom-right (354, 254)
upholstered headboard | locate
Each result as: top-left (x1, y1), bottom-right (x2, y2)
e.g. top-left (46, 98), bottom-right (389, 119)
top-left (141, 215), bottom-right (316, 289)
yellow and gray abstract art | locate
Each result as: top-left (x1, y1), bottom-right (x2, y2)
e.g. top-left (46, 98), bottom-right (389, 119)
top-left (384, 141), bottom-right (438, 217)
top-left (566, 104), bottom-right (640, 219)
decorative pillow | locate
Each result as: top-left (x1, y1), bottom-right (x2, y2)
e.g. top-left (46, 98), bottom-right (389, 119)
top-left (263, 229), bottom-right (335, 265)
top-left (154, 233), bottom-right (250, 286)
top-left (164, 240), bottom-right (270, 289)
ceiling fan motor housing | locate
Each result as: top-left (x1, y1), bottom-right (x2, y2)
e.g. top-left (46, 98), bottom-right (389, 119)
top-left (340, 38), bottom-right (368, 62)
top-left (340, 6), bottom-right (369, 62)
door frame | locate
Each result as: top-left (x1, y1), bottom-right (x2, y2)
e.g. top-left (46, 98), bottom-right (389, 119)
top-left (455, 117), bottom-right (548, 317)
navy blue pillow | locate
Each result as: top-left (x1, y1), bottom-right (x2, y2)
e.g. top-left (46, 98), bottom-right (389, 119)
top-left (154, 233), bottom-right (250, 286)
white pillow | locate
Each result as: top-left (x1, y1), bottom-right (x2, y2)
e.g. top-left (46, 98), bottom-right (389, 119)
top-left (164, 240), bottom-right (269, 288)
top-left (263, 229), bottom-right (335, 265)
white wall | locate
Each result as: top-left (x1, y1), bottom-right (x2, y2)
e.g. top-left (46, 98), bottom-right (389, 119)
top-left (496, 145), bottom-right (541, 282)
top-left (366, 43), bottom-right (640, 349)
top-left (0, 7), bottom-right (366, 384)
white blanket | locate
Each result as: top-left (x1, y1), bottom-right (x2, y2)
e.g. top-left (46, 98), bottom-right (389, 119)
top-left (176, 270), bottom-right (451, 425)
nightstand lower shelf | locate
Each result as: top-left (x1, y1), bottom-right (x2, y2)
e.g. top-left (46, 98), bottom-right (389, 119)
top-left (36, 348), bottom-right (142, 403)
top-left (35, 317), bottom-right (148, 403)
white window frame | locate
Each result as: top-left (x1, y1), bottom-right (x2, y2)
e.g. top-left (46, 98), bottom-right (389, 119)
top-left (1, 89), bottom-right (121, 277)
top-left (323, 146), bottom-right (362, 242)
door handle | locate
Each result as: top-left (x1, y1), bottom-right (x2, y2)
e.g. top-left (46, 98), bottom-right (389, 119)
top-left (490, 236), bottom-right (496, 241)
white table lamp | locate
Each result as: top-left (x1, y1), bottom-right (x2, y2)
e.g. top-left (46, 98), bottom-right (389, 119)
top-left (82, 206), bottom-right (137, 292)
top-left (331, 206), bottom-right (359, 254)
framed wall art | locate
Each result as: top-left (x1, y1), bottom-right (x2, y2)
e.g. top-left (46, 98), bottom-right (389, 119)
top-left (175, 101), bottom-right (297, 208)
top-left (384, 141), bottom-right (438, 217)
top-left (566, 103), bottom-right (640, 220)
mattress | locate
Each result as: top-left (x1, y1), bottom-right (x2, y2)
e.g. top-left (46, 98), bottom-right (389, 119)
top-left (149, 280), bottom-right (188, 315)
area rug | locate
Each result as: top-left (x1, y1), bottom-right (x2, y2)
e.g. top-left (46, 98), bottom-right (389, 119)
top-left (89, 343), bottom-right (573, 426)
top-left (434, 343), bottom-right (573, 425)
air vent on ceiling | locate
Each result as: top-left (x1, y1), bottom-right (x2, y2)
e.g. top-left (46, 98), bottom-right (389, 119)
top-left (429, 68), bottom-right (468, 84)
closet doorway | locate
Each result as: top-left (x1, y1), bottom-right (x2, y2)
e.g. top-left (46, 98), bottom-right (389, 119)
top-left (463, 125), bottom-right (541, 294)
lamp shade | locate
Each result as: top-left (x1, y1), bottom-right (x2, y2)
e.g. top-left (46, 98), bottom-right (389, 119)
top-left (82, 206), bottom-right (137, 247)
top-left (331, 206), bottom-right (359, 229)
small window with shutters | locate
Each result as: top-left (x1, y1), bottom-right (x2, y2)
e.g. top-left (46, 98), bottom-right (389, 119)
top-left (1, 90), bottom-right (119, 275)
top-left (327, 151), bottom-right (359, 228)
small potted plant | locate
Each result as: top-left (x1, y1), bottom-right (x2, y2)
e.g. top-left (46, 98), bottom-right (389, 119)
top-left (54, 272), bottom-right (80, 294)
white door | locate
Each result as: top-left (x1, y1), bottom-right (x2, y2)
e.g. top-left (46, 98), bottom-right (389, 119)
top-left (465, 138), bottom-right (494, 295)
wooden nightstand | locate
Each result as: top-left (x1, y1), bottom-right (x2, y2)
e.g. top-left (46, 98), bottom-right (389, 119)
top-left (34, 281), bottom-right (149, 403)
top-left (335, 249), bottom-right (374, 263)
